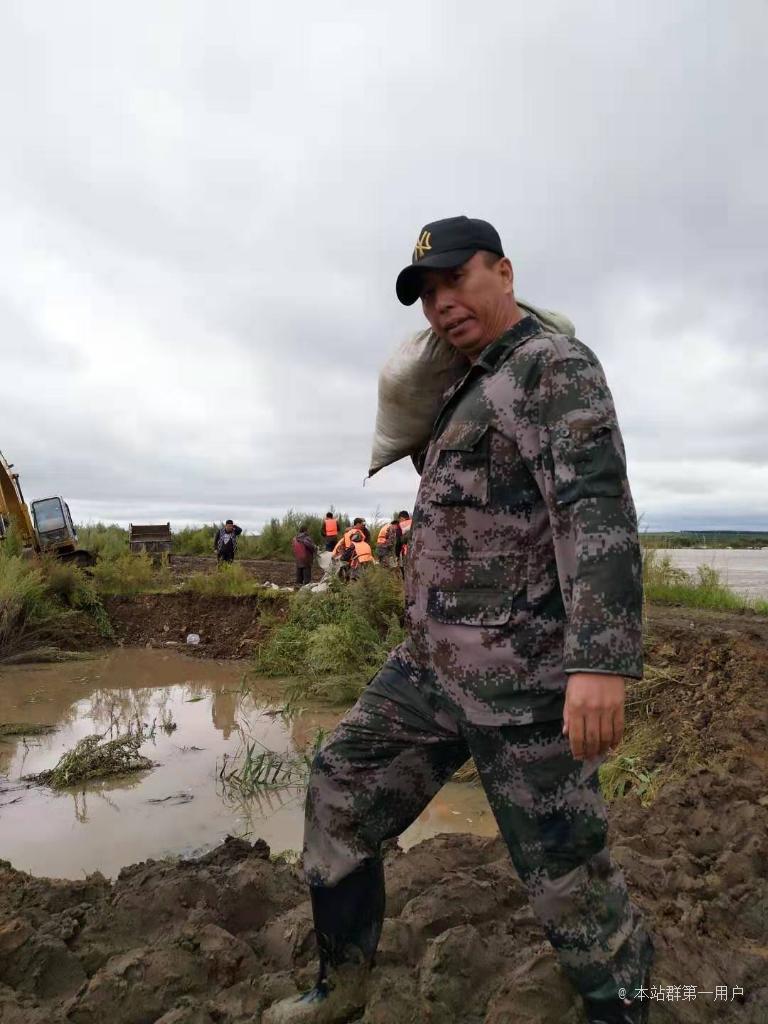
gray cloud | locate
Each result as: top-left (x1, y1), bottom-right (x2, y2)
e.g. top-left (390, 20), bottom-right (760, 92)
top-left (0, 0), bottom-right (766, 532)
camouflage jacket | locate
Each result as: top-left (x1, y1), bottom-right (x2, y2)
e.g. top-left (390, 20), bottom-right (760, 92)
top-left (396, 314), bottom-right (643, 725)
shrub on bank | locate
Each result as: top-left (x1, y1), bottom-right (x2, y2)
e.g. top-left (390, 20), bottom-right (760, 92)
top-left (182, 562), bottom-right (260, 596)
top-left (0, 546), bottom-right (111, 663)
top-left (252, 567), bottom-right (406, 700)
top-left (643, 549), bottom-right (768, 614)
top-left (76, 523), bottom-right (129, 561)
top-left (91, 552), bottom-right (157, 596)
top-left (254, 509), bottom-right (352, 560)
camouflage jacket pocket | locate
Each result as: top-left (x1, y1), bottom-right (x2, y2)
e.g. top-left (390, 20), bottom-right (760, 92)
top-left (427, 587), bottom-right (526, 626)
top-left (428, 423), bottom-right (490, 506)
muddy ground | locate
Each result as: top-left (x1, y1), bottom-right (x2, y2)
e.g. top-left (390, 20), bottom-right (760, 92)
top-left (104, 557), bottom-right (306, 658)
top-left (1, 607), bottom-right (767, 1023)
top-left (105, 592), bottom-right (288, 660)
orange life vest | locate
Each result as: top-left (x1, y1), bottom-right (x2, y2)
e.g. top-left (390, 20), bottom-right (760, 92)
top-left (324, 517), bottom-right (338, 537)
top-left (352, 539), bottom-right (374, 565)
top-left (332, 529), bottom-right (356, 558)
top-left (377, 524), bottom-right (390, 545)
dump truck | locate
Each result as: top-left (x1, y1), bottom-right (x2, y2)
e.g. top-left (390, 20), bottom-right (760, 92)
top-left (128, 523), bottom-right (172, 563)
top-left (0, 449), bottom-right (94, 566)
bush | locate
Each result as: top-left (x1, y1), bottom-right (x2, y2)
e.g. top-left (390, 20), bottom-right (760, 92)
top-left (255, 510), bottom-right (349, 560)
top-left (76, 523), bottom-right (128, 561)
top-left (182, 562), bottom-right (259, 596)
top-left (252, 567), bottom-right (405, 700)
top-left (91, 552), bottom-right (155, 596)
top-left (0, 547), bottom-right (112, 662)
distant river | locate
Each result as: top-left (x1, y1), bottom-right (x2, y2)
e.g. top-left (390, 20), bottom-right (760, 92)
top-left (655, 548), bottom-right (768, 601)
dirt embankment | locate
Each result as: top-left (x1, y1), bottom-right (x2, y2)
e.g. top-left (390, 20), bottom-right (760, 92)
top-left (1, 609), bottom-right (767, 1023)
top-left (105, 592), bottom-right (289, 660)
top-left (103, 557), bottom-right (305, 658)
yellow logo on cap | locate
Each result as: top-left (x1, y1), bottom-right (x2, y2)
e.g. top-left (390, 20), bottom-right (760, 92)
top-left (413, 230), bottom-right (432, 261)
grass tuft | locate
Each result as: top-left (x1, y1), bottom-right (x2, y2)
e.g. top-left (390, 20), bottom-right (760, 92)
top-left (217, 728), bottom-right (326, 798)
top-left (181, 562), bottom-right (262, 597)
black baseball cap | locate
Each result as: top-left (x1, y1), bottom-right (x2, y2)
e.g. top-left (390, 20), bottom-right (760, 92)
top-left (395, 216), bottom-right (504, 305)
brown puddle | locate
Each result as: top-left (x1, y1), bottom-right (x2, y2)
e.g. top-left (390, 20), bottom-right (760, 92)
top-left (0, 649), bottom-right (496, 878)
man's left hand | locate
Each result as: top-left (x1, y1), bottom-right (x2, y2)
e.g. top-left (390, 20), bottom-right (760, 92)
top-left (563, 673), bottom-right (625, 760)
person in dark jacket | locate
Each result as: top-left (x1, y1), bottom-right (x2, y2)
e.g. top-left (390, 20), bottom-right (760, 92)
top-left (293, 525), bottom-right (317, 586)
top-left (213, 520), bottom-right (242, 563)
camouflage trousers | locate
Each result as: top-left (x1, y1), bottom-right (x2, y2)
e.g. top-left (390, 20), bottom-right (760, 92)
top-left (303, 657), bottom-right (653, 1003)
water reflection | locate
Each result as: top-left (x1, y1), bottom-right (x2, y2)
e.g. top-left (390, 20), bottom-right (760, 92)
top-left (0, 649), bottom-right (495, 878)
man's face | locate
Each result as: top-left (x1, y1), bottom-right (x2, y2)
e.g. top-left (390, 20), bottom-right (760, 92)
top-left (225, 523), bottom-right (234, 533)
top-left (419, 252), bottom-right (514, 360)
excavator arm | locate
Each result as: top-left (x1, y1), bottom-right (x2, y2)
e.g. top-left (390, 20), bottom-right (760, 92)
top-left (0, 450), bottom-right (39, 552)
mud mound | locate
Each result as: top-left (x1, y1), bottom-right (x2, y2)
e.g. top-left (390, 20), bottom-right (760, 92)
top-left (2, 608), bottom-right (767, 1021)
top-left (2, 775), bottom-right (766, 1024)
top-left (105, 592), bottom-right (288, 659)
top-left (640, 606), bottom-right (768, 783)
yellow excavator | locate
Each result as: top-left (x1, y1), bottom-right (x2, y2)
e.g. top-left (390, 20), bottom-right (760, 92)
top-left (0, 450), bottom-right (94, 567)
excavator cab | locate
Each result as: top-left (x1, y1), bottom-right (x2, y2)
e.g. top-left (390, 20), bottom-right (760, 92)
top-left (31, 497), bottom-right (83, 560)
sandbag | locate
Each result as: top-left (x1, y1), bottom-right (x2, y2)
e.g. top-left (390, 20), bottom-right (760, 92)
top-left (368, 301), bottom-right (576, 476)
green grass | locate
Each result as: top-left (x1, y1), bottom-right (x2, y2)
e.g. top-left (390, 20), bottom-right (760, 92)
top-left (252, 567), bottom-right (406, 703)
top-left (217, 729), bottom-right (327, 798)
top-left (0, 543), bottom-right (112, 664)
top-left (181, 562), bottom-right (268, 596)
top-left (599, 745), bottom-right (663, 806)
top-left (643, 549), bottom-right (768, 614)
top-left (90, 551), bottom-right (165, 596)
top-left (76, 522), bottom-right (131, 561)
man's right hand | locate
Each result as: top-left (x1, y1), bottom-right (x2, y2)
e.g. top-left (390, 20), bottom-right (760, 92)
top-left (563, 673), bottom-right (625, 760)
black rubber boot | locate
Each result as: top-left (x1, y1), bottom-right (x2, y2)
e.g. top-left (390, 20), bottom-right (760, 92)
top-left (262, 859), bottom-right (385, 1024)
top-left (583, 973), bottom-right (652, 1023)
top-left (311, 857), bottom-right (386, 970)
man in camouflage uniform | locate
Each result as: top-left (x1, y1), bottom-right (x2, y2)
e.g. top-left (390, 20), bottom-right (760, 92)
top-left (264, 217), bottom-right (653, 1024)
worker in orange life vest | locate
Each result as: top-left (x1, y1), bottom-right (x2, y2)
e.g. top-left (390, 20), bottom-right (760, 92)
top-left (376, 518), bottom-right (400, 564)
top-left (321, 512), bottom-right (339, 551)
top-left (340, 530), bottom-right (374, 578)
top-left (331, 519), bottom-right (368, 558)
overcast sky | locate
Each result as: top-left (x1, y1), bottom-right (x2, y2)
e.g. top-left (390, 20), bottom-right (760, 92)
top-left (1, 1), bottom-right (766, 533)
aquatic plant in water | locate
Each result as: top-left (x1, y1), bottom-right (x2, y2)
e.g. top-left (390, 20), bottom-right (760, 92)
top-left (26, 730), bottom-right (154, 789)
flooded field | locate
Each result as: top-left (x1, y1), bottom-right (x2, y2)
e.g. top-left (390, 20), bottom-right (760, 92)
top-left (656, 547), bottom-right (768, 599)
top-left (0, 649), bottom-right (494, 879)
